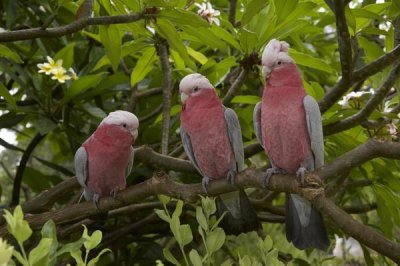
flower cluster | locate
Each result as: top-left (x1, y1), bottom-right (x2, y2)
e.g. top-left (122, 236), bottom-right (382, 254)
top-left (195, 2), bottom-right (220, 26)
top-left (37, 56), bottom-right (78, 83)
top-left (338, 88), bottom-right (375, 108)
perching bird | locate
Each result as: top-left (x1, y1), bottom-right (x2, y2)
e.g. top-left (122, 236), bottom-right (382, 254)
top-left (253, 39), bottom-right (329, 250)
top-left (179, 73), bottom-right (260, 235)
top-left (74, 110), bottom-right (139, 205)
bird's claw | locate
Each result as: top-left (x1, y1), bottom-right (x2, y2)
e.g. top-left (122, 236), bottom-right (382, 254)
top-left (93, 193), bottom-right (100, 210)
top-left (263, 167), bottom-right (285, 188)
top-left (296, 167), bottom-right (307, 186)
top-left (227, 170), bottom-right (236, 185)
top-left (110, 187), bottom-right (120, 198)
top-left (202, 176), bottom-right (210, 193)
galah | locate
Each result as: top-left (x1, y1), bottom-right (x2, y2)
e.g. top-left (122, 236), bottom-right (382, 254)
top-left (253, 39), bottom-right (329, 250)
top-left (74, 110), bottom-right (139, 205)
top-left (179, 73), bottom-right (260, 235)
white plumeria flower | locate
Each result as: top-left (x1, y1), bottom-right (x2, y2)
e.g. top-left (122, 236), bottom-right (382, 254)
top-left (51, 68), bottom-right (71, 83)
top-left (338, 89), bottom-right (373, 108)
top-left (387, 122), bottom-right (398, 138)
top-left (37, 56), bottom-right (63, 75)
top-left (68, 68), bottom-right (78, 80)
top-left (195, 2), bottom-right (221, 26)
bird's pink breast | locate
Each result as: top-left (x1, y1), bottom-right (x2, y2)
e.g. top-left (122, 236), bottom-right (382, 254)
top-left (83, 124), bottom-right (132, 196)
top-left (261, 84), bottom-right (311, 174)
top-left (181, 91), bottom-right (234, 180)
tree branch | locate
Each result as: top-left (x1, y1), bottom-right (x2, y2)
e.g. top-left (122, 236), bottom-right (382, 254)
top-left (222, 68), bottom-right (248, 106)
top-left (11, 133), bottom-right (46, 206)
top-left (156, 38), bottom-right (173, 155)
top-left (0, 13), bottom-right (146, 42)
top-left (2, 167), bottom-right (399, 263)
top-left (324, 62), bottom-right (400, 135)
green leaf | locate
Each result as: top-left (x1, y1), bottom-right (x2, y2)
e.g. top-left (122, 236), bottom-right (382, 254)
top-left (130, 47), bottom-right (157, 87)
top-left (3, 206), bottom-right (32, 245)
top-left (0, 44), bottom-right (23, 63)
top-left (206, 228), bottom-right (225, 254)
top-left (210, 25), bottom-right (241, 50)
top-left (172, 200), bottom-right (184, 219)
top-left (41, 220), bottom-right (58, 262)
top-left (156, 19), bottom-right (195, 69)
top-left (179, 224), bottom-right (193, 246)
top-left (28, 238), bottom-right (52, 266)
top-left (241, 0), bottom-right (269, 25)
top-left (272, 0), bottom-right (298, 23)
top-left (70, 249), bottom-right (84, 266)
top-left (239, 28), bottom-right (258, 54)
top-left (170, 214), bottom-right (182, 244)
top-left (163, 248), bottom-right (181, 266)
top-left (82, 103), bottom-right (107, 119)
top-left (0, 83), bottom-right (16, 108)
top-left (154, 209), bottom-right (171, 223)
top-left (345, 7), bottom-right (356, 35)
top-left (158, 8), bottom-right (209, 28)
top-left (158, 194), bottom-right (171, 205)
top-left (189, 249), bottom-right (203, 266)
top-left (12, 250), bottom-right (29, 266)
top-left (83, 226), bottom-right (103, 251)
top-left (263, 235), bottom-right (273, 251)
top-left (35, 116), bottom-right (58, 135)
top-left (54, 43), bottom-right (75, 70)
top-left (87, 248), bottom-right (111, 266)
top-left (0, 112), bottom-right (25, 129)
top-left (187, 46), bottom-right (208, 65)
top-left (196, 206), bottom-right (208, 231)
top-left (200, 196), bottom-right (217, 218)
top-left (56, 239), bottom-right (85, 256)
top-left (60, 73), bottom-right (105, 105)
top-left (289, 49), bottom-right (335, 73)
top-left (99, 24), bottom-right (122, 71)
top-left (231, 95), bottom-right (261, 104)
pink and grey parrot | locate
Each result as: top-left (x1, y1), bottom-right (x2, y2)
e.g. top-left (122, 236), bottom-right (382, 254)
top-left (74, 110), bottom-right (139, 205)
top-left (179, 73), bottom-right (260, 235)
top-left (253, 39), bottom-right (329, 250)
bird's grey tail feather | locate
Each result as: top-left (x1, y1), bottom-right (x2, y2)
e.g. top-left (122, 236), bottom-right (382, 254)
top-left (216, 189), bottom-right (261, 235)
top-left (285, 193), bottom-right (329, 250)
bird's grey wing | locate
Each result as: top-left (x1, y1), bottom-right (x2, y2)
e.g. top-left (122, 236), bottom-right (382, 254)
top-left (224, 108), bottom-right (245, 171)
top-left (74, 147), bottom-right (88, 188)
top-left (253, 102), bottom-right (263, 148)
top-left (180, 127), bottom-right (204, 175)
top-left (303, 95), bottom-right (324, 169)
top-left (125, 146), bottom-right (134, 177)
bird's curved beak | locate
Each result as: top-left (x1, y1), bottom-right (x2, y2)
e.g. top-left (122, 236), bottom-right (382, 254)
top-left (262, 66), bottom-right (271, 80)
top-left (131, 129), bottom-right (138, 140)
top-left (180, 92), bottom-right (189, 103)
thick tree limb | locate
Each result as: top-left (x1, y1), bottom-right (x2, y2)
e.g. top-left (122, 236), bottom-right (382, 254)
top-left (222, 68), bottom-right (248, 105)
top-left (317, 139), bottom-right (400, 179)
top-left (0, 13), bottom-right (146, 42)
top-left (324, 62), bottom-right (400, 135)
top-left (156, 38), bottom-right (173, 155)
top-left (1, 168), bottom-right (399, 263)
top-left (11, 133), bottom-right (46, 206)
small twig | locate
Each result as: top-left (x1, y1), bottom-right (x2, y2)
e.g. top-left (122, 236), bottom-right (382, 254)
top-left (11, 133), bottom-right (46, 206)
top-left (138, 103), bottom-right (163, 123)
top-left (257, 213), bottom-right (285, 223)
top-left (343, 203), bottom-right (377, 214)
top-left (324, 62), bottom-right (400, 135)
top-left (0, 12), bottom-right (147, 42)
top-left (156, 38), bottom-right (173, 155)
top-left (222, 68), bottom-right (248, 105)
top-left (228, 0), bottom-right (237, 26)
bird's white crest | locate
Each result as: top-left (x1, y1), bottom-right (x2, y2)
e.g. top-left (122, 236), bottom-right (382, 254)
top-left (261, 39), bottom-right (293, 78)
top-left (179, 73), bottom-right (214, 103)
top-left (100, 110), bottom-right (139, 130)
top-left (179, 73), bottom-right (213, 92)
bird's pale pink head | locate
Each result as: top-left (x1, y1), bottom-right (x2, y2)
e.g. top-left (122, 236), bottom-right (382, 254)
top-left (100, 110), bottom-right (139, 140)
top-left (261, 39), bottom-right (294, 79)
top-left (179, 73), bottom-right (214, 104)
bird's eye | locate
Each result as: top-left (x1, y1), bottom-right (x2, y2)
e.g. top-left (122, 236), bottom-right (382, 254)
top-left (277, 61), bottom-right (282, 65)
top-left (193, 87), bottom-right (199, 92)
top-left (122, 123), bottom-right (127, 128)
